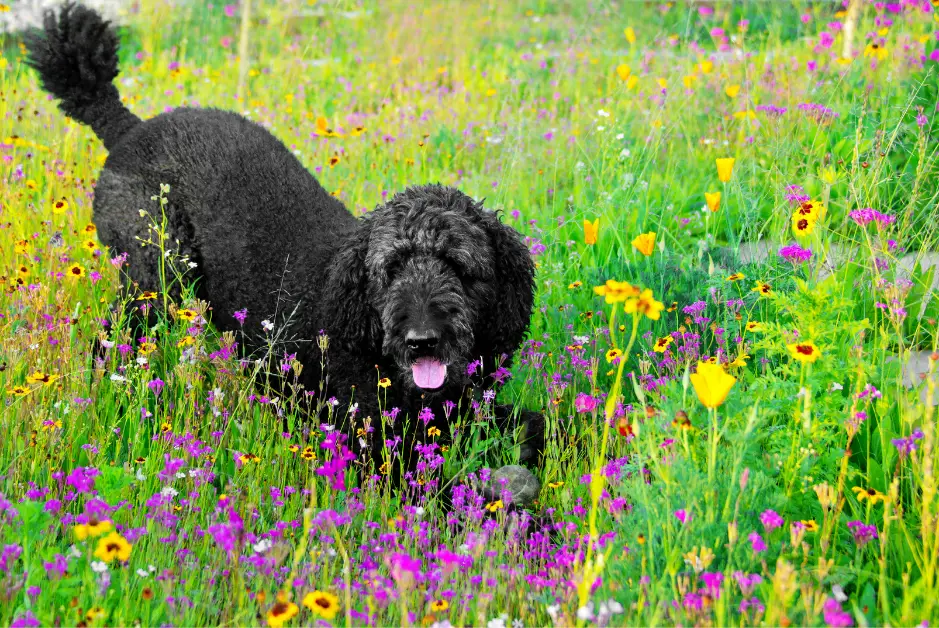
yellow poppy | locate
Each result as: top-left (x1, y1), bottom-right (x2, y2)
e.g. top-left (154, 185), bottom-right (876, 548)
top-left (616, 64), bottom-right (631, 81)
top-left (689, 361), bottom-right (737, 409)
top-left (704, 191), bottom-right (721, 212)
top-left (716, 157), bottom-right (735, 183)
top-left (725, 84), bottom-right (740, 98)
top-left (632, 231), bottom-right (656, 256)
top-left (593, 280), bottom-right (639, 304)
top-left (583, 218), bottom-right (600, 245)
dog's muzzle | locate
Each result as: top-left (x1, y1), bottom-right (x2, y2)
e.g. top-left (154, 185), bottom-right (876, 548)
top-left (406, 329), bottom-right (448, 390)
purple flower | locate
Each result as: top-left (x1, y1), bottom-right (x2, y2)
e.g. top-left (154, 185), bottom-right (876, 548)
top-left (0, 544), bottom-right (22, 573)
top-left (148, 378), bottom-right (165, 396)
top-left (847, 520), bottom-right (878, 547)
top-left (65, 467), bottom-right (100, 494)
top-left (823, 597), bottom-right (853, 627)
top-left (44, 554), bottom-right (68, 578)
top-left (387, 552), bottom-right (422, 588)
top-left (674, 509), bottom-right (690, 525)
top-left (11, 613), bottom-right (40, 628)
top-left (892, 429), bottom-right (925, 457)
top-left (699, 571), bottom-right (724, 598)
top-left (574, 392), bottom-right (601, 414)
top-left (733, 571), bottom-right (763, 597)
top-left (748, 531), bottom-right (766, 553)
top-left (848, 208), bottom-right (895, 227)
top-left (760, 509), bottom-right (784, 532)
top-left (778, 244), bottom-right (812, 264)
top-left (233, 308), bottom-right (248, 325)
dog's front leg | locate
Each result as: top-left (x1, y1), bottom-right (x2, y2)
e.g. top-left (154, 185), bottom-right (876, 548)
top-left (493, 404), bottom-right (545, 469)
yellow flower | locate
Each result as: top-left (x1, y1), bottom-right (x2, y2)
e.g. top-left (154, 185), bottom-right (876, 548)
top-left (726, 353), bottom-right (749, 369)
top-left (568, 280), bottom-right (583, 290)
top-left (138, 342), bottom-right (157, 355)
top-left (725, 272), bottom-right (745, 282)
top-left (653, 335), bottom-right (674, 353)
top-left (791, 213), bottom-right (816, 238)
top-left (177, 336), bottom-right (195, 348)
top-left (698, 59), bottom-right (713, 74)
top-left (427, 426), bottom-right (441, 438)
top-left (51, 199), bottom-right (69, 214)
top-left (624, 289), bottom-right (664, 321)
top-left (7, 385), bottom-right (31, 397)
top-left (624, 26), bottom-right (636, 44)
top-left (752, 281), bottom-right (772, 297)
top-left (66, 263), bottom-right (86, 279)
top-left (431, 600), bottom-right (449, 612)
top-left (795, 200), bottom-right (826, 222)
top-left (605, 348), bottom-right (623, 363)
top-left (486, 500), bottom-right (504, 512)
top-left (787, 341), bottom-right (821, 364)
top-left (690, 361), bottom-right (737, 409)
top-left (583, 218), bottom-right (600, 245)
top-left (745, 321), bottom-right (763, 332)
top-left (82, 239), bottom-right (98, 253)
top-left (683, 546), bottom-right (715, 574)
top-left (801, 519), bottom-right (819, 532)
top-left (682, 74), bottom-right (696, 89)
top-left (378, 377), bottom-right (391, 389)
top-left (863, 42), bottom-right (888, 61)
top-left (74, 518), bottom-right (112, 541)
top-left (725, 84), bottom-right (740, 98)
top-left (547, 481), bottom-right (565, 489)
top-left (14, 239), bottom-right (31, 254)
top-left (303, 591), bottom-right (340, 620)
top-left (852, 486), bottom-right (887, 505)
top-left (93, 531), bottom-right (132, 562)
top-left (593, 280), bottom-right (639, 304)
top-left (26, 371), bottom-right (58, 385)
top-left (632, 231), bottom-right (656, 257)
top-left (140, 291), bottom-right (158, 300)
top-left (626, 75), bottom-right (639, 90)
top-left (716, 157), bottom-right (735, 183)
top-left (616, 64), bottom-right (631, 81)
top-left (704, 191), bottom-right (721, 213)
top-left (177, 308), bottom-right (198, 321)
top-left (267, 602), bottom-right (299, 628)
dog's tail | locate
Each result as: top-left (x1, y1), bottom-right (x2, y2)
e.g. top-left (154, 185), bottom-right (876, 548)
top-left (25, 2), bottom-right (140, 151)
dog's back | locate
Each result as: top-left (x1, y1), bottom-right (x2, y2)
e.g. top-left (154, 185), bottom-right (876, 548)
top-left (26, 2), bottom-right (355, 339)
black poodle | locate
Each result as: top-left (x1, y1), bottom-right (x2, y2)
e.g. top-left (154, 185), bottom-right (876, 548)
top-left (26, 3), bottom-right (544, 479)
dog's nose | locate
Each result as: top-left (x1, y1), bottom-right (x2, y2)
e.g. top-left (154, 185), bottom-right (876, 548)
top-left (406, 329), bottom-right (439, 354)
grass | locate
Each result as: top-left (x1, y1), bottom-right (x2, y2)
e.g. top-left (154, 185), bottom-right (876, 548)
top-left (1, 0), bottom-right (939, 625)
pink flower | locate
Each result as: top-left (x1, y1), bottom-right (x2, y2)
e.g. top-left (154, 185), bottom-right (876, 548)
top-left (674, 509), bottom-right (690, 525)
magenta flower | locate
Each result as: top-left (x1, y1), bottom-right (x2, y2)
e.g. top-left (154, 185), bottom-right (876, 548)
top-left (760, 509), bottom-right (784, 532)
top-left (847, 521), bottom-right (878, 547)
top-left (848, 208), bottom-right (895, 227)
top-left (778, 244), bottom-right (812, 264)
top-left (574, 392), bottom-right (601, 414)
top-left (674, 509), bottom-right (691, 525)
top-left (748, 531), bottom-right (766, 554)
top-left (823, 597), bottom-right (853, 627)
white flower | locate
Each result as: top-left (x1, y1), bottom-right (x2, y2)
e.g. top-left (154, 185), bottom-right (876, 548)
top-left (573, 335), bottom-right (590, 344)
top-left (596, 126), bottom-right (605, 131)
top-left (135, 469), bottom-right (146, 482)
top-left (576, 603), bottom-right (594, 621)
top-left (101, 339), bottom-right (114, 349)
top-left (597, 109), bottom-right (610, 117)
top-left (109, 374), bottom-right (126, 383)
top-left (91, 560), bottom-right (108, 573)
top-left (253, 538), bottom-right (273, 554)
top-left (545, 605), bottom-right (560, 621)
top-left (512, 620), bottom-right (524, 628)
top-left (136, 357), bottom-right (148, 366)
top-left (161, 487), bottom-right (178, 497)
top-left (829, 382), bottom-right (844, 392)
top-left (68, 545), bottom-right (82, 559)
top-left (616, 133), bottom-right (625, 140)
top-left (487, 616), bottom-right (507, 628)
top-left (261, 319), bottom-right (274, 332)
top-left (136, 568), bottom-right (150, 577)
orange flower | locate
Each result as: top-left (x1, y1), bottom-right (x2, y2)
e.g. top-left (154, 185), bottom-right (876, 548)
top-left (631, 231), bottom-right (656, 256)
top-left (583, 218), bottom-right (600, 245)
top-left (704, 191), bottom-right (721, 212)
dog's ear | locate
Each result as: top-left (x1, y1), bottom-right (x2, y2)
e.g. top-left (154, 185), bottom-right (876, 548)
top-left (476, 211), bottom-right (535, 362)
top-left (322, 218), bottom-right (382, 354)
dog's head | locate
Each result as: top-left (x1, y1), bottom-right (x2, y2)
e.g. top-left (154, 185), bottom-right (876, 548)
top-left (323, 184), bottom-right (535, 393)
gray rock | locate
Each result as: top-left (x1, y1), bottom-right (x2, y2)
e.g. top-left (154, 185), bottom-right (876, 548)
top-left (900, 350), bottom-right (939, 406)
top-left (487, 465), bottom-right (540, 509)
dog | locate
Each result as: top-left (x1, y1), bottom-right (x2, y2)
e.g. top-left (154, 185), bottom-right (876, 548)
top-left (26, 3), bottom-right (545, 482)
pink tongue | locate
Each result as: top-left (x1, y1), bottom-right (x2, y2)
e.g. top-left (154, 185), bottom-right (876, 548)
top-left (412, 358), bottom-right (447, 389)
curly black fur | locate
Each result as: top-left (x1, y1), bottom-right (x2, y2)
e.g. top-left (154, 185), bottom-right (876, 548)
top-left (26, 4), bottom-right (544, 479)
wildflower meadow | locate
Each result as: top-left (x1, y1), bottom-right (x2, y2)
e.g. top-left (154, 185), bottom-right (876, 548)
top-left (2, 0), bottom-right (939, 626)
